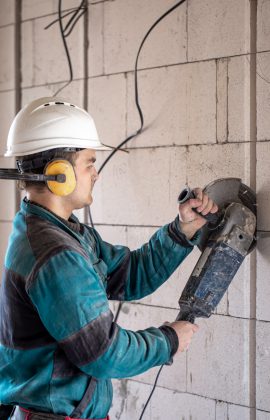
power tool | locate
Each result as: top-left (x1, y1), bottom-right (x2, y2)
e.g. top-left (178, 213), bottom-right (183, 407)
top-left (176, 177), bottom-right (256, 323)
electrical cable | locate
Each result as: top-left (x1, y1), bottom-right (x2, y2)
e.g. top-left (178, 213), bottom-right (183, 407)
top-left (63, 0), bottom-right (86, 33)
top-left (138, 365), bottom-right (164, 420)
top-left (54, 0), bottom-right (74, 96)
top-left (97, 0), bottom-right (187, 174)
top-left (45, 0), bottom-right (88, 97)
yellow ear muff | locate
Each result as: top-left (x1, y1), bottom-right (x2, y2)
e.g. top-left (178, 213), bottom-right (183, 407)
top-left (45, 160), bottom-right (76, 196)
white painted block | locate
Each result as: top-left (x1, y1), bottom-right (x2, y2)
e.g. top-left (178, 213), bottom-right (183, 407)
top-left (88, 74), bottom-right (126, 148)
top-left (0, 25), bottom-right (15, 91)
top-left (217, 58), bottom-right (228, 144)
top-left (228, 404), bottom-right (252, 420)
top-left (257, 142), bottom-right (270, 231)
top-left (0, 0), bottom-right (15, 26)
top-left (72, 207), bottom-right (84, 223)
top-left (216, 401), bottom-right (228, 420)
top-left (88, 2), bottom-right (103, 77)
top-left (21, 21), bottom-right (34, 88)
top-left (94, 225), bottom-right (128, 247)
top-left (188, 0), bottom-right (250, 61)
top-left (257, 0), bottom-right (270, 52)
top-left (0, 91), bottom-right (15, 155)
top-left (127, 61), bottom-right (216, 148)
top-left (257, 52), bottom-right (270, 141)
top-left (91, 147), bottom-right (187, 226)
top-left (256, 321), bottom-right (270, 412)
top-left (228, 56), bottom-right (250, 142)
top-left (257, 410), bottom-right (270, 420)
top-left (125, 381), bottom-right (216, 420)
top-left (257, 236), bottom-right (270, 322)
top-left (22, 79), bottom-right (85, 108)
top-left (187, 315), bottom-right (250, 405)
top-left (0, 157), bottom-right (16, 222)
top-left (110, 379), bottom-right (127, 420)
top-left (0, 222), bottom-right (13, 273)
top-left (22, 0), bottom-right (79, 21)
top-left (186, 143), bottom-right (249, 187)
top-left (104, 0), bottom-right (187, 74)
top-left (21, 13), bottom-right (84, 87)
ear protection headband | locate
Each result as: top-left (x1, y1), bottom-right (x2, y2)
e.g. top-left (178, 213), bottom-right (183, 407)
top-left (0, 159), bottom-right (76, 197)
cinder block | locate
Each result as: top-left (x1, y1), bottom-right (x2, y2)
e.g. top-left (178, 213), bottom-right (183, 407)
top-left (88, 2), bottom-right (104, 77)
top-left (21, 79), bottom-right (85, 108)
top-left (0, 157), bottom-right (16, 222)
top-left (73, 207), bottom-right (84, 223)
top-left (0, 91), bottom-right (15, 155)
top-left (0, 0), bottom-right (15, 26)
top-left (256, 321), bottom-right (270, 412)
top-left (21, 13), bottom-right (84, 87)
top-left (125, 381), bottom-right (216, 420)
top-left (127, 61), bottom-right (216, 148)
top-left (91, 147), bottom-right (187, 226)
top-left (110, 379), bottom-right (127, 420)
top-left (257, 52), bottom-right (270, 141)
top-left (257, 142), bottom-right (270, 231)
top-left (257, 0), bottom-right (270, 52)
top-left (104, 0), bottom-right (187, 74)
top-left (228, 404), bottom-right (252, 420)
top-left (21, 21), bottom-right (34, 88)
top-left (228, 56), bottom-right (250, 142)
top-left (0, 222), bottom-right (13, 273)
top-left (88, 74), bottom-right (127, 148)
top-left (188, 0), bottom-right (250, 61)
top-left (257, 235), bottom-right (270, 322)
top-left (186, 143), bottom-right (249, 187)
top-left (94, 225), bottom-right (128, 247)
top-left (217, 58), bottom-right (228, 143)
top-left (187, 315), bottom-right (250, 405)
top-left (22, 0), bottom-right (79, 21)
top-left (215, 401), bottom-right (228, 420)
top-left (257, 410), bottom-right (270, 420)
top-left (116, 302), bottom-right (187, 392)
top-left (0, 25), bottom-right (15, 91)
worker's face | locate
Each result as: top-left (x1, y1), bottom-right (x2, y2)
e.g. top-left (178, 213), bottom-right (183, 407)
top-left (71, 148), bottom-right (99, 208)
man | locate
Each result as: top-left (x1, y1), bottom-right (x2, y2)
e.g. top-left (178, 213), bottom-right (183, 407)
top-left (0, 97), bottom-right (218, 420)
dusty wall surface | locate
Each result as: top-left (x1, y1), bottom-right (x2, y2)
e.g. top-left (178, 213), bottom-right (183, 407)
top-left (0, 0), bottom-right (269, 419)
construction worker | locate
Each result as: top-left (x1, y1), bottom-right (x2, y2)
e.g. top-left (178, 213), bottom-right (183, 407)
top-left (0, 97), bottom-right (218, 420)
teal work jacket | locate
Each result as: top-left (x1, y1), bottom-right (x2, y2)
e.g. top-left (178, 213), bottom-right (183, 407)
top-left (0, 199), bottom-right (199, 418)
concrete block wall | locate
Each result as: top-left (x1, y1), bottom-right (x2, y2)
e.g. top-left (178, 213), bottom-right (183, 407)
top-left (0, 1), bottom-right (269, 419)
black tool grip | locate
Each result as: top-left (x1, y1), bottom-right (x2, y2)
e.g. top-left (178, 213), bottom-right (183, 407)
top-left (178, 187), bottom-right (219, 225)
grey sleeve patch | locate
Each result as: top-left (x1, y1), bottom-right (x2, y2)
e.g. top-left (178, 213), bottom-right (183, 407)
top-left (59, 310), bottom-right (118, 366)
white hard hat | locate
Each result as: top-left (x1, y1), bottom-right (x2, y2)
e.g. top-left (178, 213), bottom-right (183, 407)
top-left (5, 97), bottom-right (111, 157)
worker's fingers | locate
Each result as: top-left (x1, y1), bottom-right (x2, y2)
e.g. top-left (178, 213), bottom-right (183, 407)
top-left (200, 197), bottom-right (214, 215)
top-left (210, 203), bottom-right (219, 213)
top-left (193, 187), bottom-right (203, 201)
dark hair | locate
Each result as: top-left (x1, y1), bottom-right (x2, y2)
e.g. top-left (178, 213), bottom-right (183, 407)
top-left (17, 148), bottom-right (78, 192)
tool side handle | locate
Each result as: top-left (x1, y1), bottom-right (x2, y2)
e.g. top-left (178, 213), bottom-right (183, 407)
top-left (178, 187), bottom-right (220, 225)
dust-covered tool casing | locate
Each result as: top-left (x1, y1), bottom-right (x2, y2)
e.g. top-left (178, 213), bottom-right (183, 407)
top-left (176, 178), bottom-right (257, 323)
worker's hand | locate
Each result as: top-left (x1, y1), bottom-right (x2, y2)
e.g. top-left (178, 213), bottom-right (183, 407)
top-left (178, 188), bottom-right (218, 239)
top-left (167, 321), bottom-right (199, 353)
